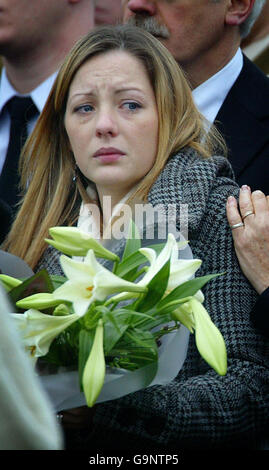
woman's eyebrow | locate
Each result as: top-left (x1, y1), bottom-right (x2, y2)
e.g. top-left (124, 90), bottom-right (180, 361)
top-left (68, 91), bottom-right (94, 99)
top-left (67, 87), bottom-right (147, 104)
top-left (114, 87), bottom-right (145, 95)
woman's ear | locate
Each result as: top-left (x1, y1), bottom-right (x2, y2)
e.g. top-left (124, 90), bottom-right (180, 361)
top-left (225, 0), bottom-right (255, 26)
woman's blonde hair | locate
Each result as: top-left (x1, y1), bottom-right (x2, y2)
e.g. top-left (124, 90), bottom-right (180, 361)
top-left (4, 24), bottom-right (225, 268)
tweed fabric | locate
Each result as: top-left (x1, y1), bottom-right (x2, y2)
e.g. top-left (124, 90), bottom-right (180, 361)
top-left (37, 148), bottom-right (269, 449)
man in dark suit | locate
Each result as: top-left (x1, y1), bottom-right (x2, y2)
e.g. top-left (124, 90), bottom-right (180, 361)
top-left (215, 53), bottom-right (269, 193)
top-left (0, 0), bottom-right (95, 237)
top-left (122, 0), bottom-right (269, 194)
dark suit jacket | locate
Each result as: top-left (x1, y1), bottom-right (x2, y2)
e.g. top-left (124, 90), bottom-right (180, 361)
top-left (0, 198), bottom-right (12, 244)
top-left (215, 55), bottom-right (269, 194)
top-left (250, 287), bottom-right (269, 339)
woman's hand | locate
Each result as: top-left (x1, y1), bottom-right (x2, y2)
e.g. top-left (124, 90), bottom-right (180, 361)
top-left (226, 186), bottom-right (269, 295)
top-left (57, 406), bottom-right (95, 430)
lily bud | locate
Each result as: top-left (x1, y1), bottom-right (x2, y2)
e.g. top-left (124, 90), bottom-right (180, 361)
top-left (82, 319), bottom-right (105, 407)
top-left (16, 293), bottom-right (65, 310)
top-left (46, 226), bottom-right (119, 261)
top-left (172, 302), bottom-right (195, 333)
top-left (0, 274), bottom-right (22, 291)
top-left (53, 303), bottom-right (71, 316)
top-left (190, 297), bottom-right (227, 376)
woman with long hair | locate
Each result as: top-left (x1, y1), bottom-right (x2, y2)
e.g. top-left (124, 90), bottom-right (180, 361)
top-left (3, 25), bottom-right (268, 450)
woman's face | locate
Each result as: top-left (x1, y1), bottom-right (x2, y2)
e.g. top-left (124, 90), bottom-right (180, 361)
top-left (64, 50), bottom-right (159, 204)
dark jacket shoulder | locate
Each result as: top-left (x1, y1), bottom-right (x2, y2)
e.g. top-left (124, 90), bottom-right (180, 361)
top-left (215, 55), bottom-right (269, 193)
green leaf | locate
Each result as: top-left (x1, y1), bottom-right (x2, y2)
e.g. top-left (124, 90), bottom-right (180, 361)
top-left (103, 310), bottom-right (131, 354)
top-left (50, 275), bottom-right (66, 290)
top-left (42, 328), bottom-right (79, 367)
top-left (103, 307), bottom-right (158, 354)
top-left (157, 273), bottom-right (224, 312)
top-left (108, 328), bottom-right (158, 370)
top-left (122, 220), bottom-right (141, 261)
top-left (136, 259), bottom-right (171, 313)
top-left (115, 242), bottom-right (165, 279)
top-left (129, 310), bottom-right (172, 333)
top-left (78, 329), bottom-right (95, 390)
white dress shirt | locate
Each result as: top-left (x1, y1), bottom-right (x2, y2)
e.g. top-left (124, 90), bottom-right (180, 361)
top-left (192, 48), bottom-right (243, 124)
top-left (0, 69), bottom-right (57, 173)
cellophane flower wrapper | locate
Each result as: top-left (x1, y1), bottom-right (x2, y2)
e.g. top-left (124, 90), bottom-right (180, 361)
top-left (37, 321), bottom-right (189, 412)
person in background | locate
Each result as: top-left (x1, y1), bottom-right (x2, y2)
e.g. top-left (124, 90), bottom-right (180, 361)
top-left (4, 25), bottom-right (268, 450)
top-left (0, 285), bottom-right (63, 450)
top-left (241, 0), bottom-right (269, 74)
top-left (227, 187), bottom-right (269, 338)
top-left (0, 0), bottom-right (95, 234)
top-left (95, 0), bottom-right (122, 25)
top-left (122, 0), bottom-right (269, 195)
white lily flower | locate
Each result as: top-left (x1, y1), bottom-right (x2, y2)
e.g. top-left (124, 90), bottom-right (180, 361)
top-left (139, 233), bottom-right (202, 290)
top-left (46, 226), bottom-right (119, 261)
top-left (53, 250), bottom-right (147, 316)
top-left (110, 234), bottom-right (203, 306)
top-left (11, 308), bottom-right (79, 358)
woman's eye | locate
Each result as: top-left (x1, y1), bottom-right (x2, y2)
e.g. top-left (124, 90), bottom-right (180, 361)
top-left (122, 102), bottom-right (141, 111)
top-left (75, 104), bottom-right (94, 113)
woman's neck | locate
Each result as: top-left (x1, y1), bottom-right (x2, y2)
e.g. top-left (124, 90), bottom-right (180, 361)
top-left (96, 187), bottom-right (135, 228)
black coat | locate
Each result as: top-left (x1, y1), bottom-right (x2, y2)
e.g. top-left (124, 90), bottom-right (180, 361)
top-left (215, 55), bottom-right (269, 194)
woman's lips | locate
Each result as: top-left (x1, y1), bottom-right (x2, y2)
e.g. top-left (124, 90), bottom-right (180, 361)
top-left (97, 154), bottom-right (124, 164)
top-left (93, 148), bottom-right (125, 164)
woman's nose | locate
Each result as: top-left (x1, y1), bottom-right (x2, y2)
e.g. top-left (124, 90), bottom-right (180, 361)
top-left (95, 110), bottom-right (118, 137)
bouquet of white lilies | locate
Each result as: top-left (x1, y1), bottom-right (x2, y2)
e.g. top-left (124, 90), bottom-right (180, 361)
top-left (0, 222), bottom-right (227, 408)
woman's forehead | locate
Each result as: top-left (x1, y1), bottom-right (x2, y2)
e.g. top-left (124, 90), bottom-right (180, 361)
top-left (67, 50), bottom-right (153, 98)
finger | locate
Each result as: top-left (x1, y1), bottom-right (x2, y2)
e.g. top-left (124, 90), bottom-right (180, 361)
top-left (252, 190), bottom-right (269, 216)
top-left (226, 196), bottom-right (244, 232)
top-left (238, 185), bottom-right (255, 221)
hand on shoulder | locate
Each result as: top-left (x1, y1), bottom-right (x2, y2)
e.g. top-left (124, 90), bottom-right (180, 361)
top-left (226, 186), bottom-right (269, 294)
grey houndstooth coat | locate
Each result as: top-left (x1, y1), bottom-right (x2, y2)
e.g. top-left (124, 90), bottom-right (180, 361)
top-left (37, 148), bottom-right (269, 450)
